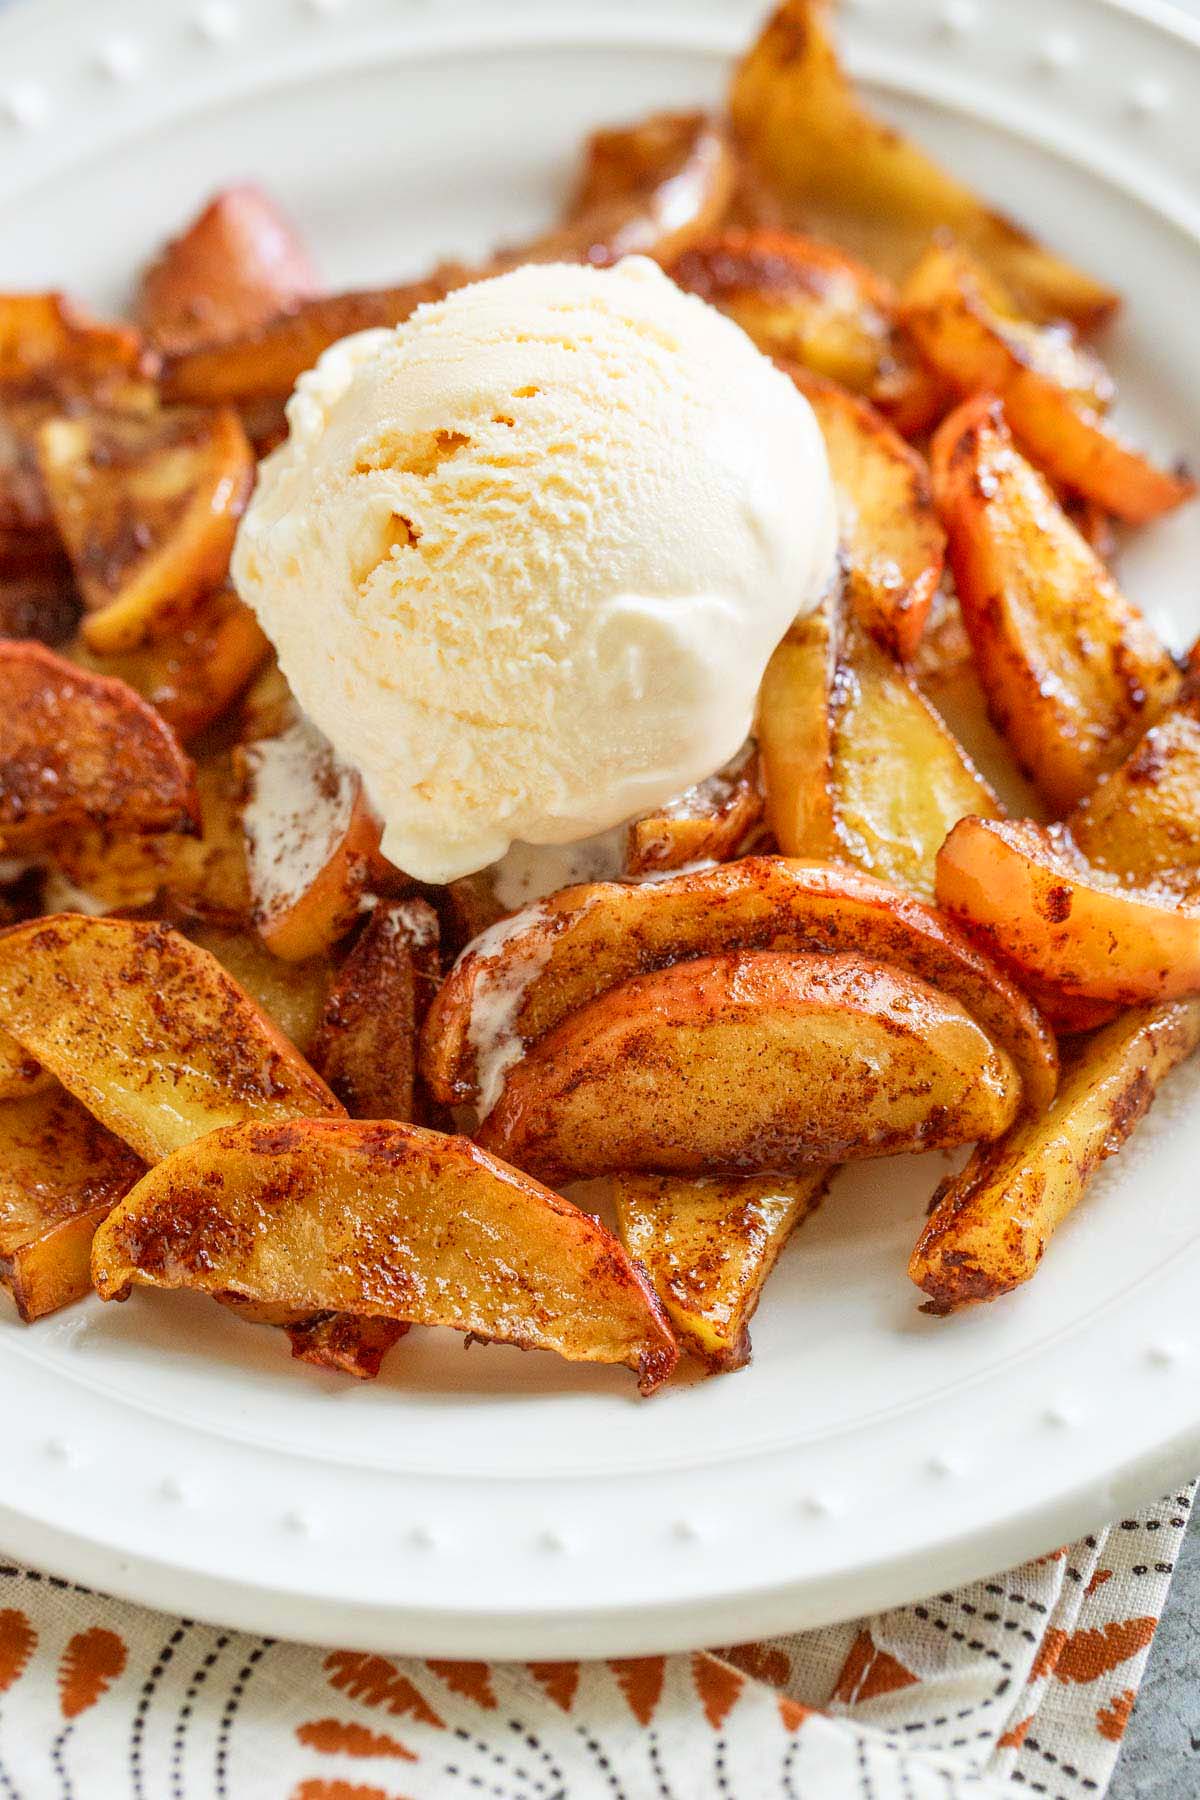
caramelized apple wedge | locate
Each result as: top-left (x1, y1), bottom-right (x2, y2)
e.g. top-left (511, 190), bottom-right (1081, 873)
top-left (160, 274), bottom-right (456, 409)
top-left (91, 1118), bottom-right (678, 1393)
top-left (187, 925), bottom-right (332, 1056)
top-left (438, 870), bottom-right (508, 959)
top-left (613, 1168), bottom-right (828, 1369)
top-left (542, 111), bottom-right (734, 267)
top-left (936, 816), bottom-right (1200, 1004)
top-left (0, 551), bottom-right (80, 649)
top-left (309, 899), bottom-right (442, 1122)
top-left (828, 615), bottom-right (1001, 900)
top-left (911, 1001), bottom-right (1200, 1311)
top-left (284, 1312), bottom-right (410, 1381)
top-left (38, 404), bottom-right (255, 652)
top-left (625, 744), bottom-right (764, 876)
top-left (423, 856), bottom-right (1057, 1116)
top-left (0, 1085), bottom-right (144, 1321)
top-left (237, 659), bottom-right (299, 743)
top-left (1065, 687), bottom-right (1200, 896)
top-left (932, 397), bottom-right (1181, 809)
top-left (138, 184), bottom-right (319, 354)
top-left (48, 750), bottom-right (250, 923)
top-left (0, 1030), bottom-right (50, 1102)
top-left (667, 229), bottom-right (940, 434)
top-left (758, 604), bottom-right (839, 860)
top-left (728, 1), bottom-right (1118, 328)
top-left (902, 242), bottom-right (1192, 523)
top-left (1, 295), bottom-right (149, 591)
top-left (478, 951), bottom-right (1021, 1182)
top-left (0, 640), bottom-right (197, 851)
top-left (0, 914), bottom-right (342, 1162)
top-left (758, 600), bottom-right (999, 897)
top-left (69, 586), bottom-right (268, 742)
top-left (238, 718), bottom-right (382, 961)
top-left (0, 293), bottom-right (144, 387)
top-left (787, 368), bottom-right (945, 661)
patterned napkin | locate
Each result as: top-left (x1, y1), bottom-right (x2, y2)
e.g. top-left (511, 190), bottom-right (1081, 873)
top-left (0, 1481), bottom-right (1190, 1797)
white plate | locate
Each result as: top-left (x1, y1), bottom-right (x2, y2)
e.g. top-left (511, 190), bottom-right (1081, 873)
top-left (2, 0), bottom-right (1200, 1659)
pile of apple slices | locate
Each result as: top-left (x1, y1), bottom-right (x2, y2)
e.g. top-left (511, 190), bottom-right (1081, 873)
top-left (3, 0), bottom-right (1200, 1393)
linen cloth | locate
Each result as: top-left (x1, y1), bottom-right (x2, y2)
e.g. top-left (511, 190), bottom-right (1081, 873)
top-left (0, 1480), bottom-right (1191, 1797)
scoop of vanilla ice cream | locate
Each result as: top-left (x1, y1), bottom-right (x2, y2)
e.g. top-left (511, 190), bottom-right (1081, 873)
top-left (233, 257), bottom-right (837, 883)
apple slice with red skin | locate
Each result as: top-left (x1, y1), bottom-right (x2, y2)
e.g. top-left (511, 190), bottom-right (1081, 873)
top-left (477, 950), bottom-right (1022, 1183)
top-left (91, 1118), bottom-right (678, 1394)
top-left (0, 638), bottom-right (197, 851)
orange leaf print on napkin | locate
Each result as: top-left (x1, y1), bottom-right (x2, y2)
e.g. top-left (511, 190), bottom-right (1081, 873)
top-left (526, 1662), bottom-right (580, 1712)
top-left (608, 1655), bottom-right (665, 1726)
top-left (832, 1630), bottom-right (919, 1705)
top-left (692, 1653), bottom-right (744, 1729)
top-left (425, 1660), bottom-right (497, 1709)
top-left (58, 1627), bottom-right (127, 1719)
top-left (1096, 1688), bottom-right (1137, 1741)
top-left (779, 1695), bottom-right (814, 1731)
top-left (292, 1783), bottom-right (411, 1800)
top-left (323, 1653), bottom-right (443, 1727)
top-left (716, 1641), bottom-right (791, 1688)
top-left (1029, 1628), bottom-right (1068, 1683)
top-left (296, 1719), bottom-right (416, 1759)
top-left (0, 1611), bottom-right (36, 1693)
top-left (1054, 1620), bottom-right (1157, 1684)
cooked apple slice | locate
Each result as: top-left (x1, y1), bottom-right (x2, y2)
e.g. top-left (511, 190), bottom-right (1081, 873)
top-left (932, 397), bottom-right (1181, 809)
top-left (185, 925), bottom-right (332, 1055)
top-left (69, 586), bottom-right (268, 742)
top-left (91, 1118), bottom-right (678, 1393)
top-left (0, 401), bottom-right (69, 594)
top-left (540, 111), bottom-right (734, 268)
top-left (215, 1291), bottom-right (412, 1379)
top-left (1, 296), bottom-right (150, 590)
top-left (613, 1168), bottom-right (828, 1369)
top-left (937, 816), bottom-right (1200, 1004)
top-left (911, 1000), bottom-right (1200, 1311)
top-left (284, 1311), bottom-right (411, 1381)
top-left (625, 745), bottom-right (764, 876)
top-left (478, 950), bottom-right (1020, 1182)
top-left (0, 555), bottom-right (80, 648)
top-left (237, 659), bottom-right (299, 743)
top-left (728, 1), bottom-right (1118, 328)
top-left (309, 899), bottom-right (442, 1122)
top-left (0, 293), bottom-right (143, 386)
top-left (138, 185), bottom-right (319, 354)
top-left (829, 615), bottom-right (1001, 901)
top-left (238, 718), bottom-right (382, 961)
top-left (902, 242), bottom-right (1191, 523)
top-left (0, 640), bottom-right (197, 851)
top-left (423, 855), bottom-right (1057, 1116)
top-left (0, 914), bottom-right (342, 1162)
top-left (667, 228), bottom-right (941, 434)
top-left (38, 404), bottom-right (255, 652)
top-left (1066, 688), bottom-right (1200, 896)
top-left (758, 604), bottom-right (838, 860)
top-left (0, 1084), bottom-right (144, 1321)
top-left (787, 368), bottom-right (945, 661)
top-left (160, 273), bottom-right (457, 409)
top-left (48, 750), bottom-right (250, 922)
top-left (756, 598), bottom-right (998, 896)
top-left (441, 871), bottom-right (508, 958)
top-left (0, 1029), bottom-right (51, 1102)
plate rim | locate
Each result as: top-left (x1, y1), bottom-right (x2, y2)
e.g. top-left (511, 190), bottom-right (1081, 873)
top-left (1, 0), bottom-right (1200, 1656)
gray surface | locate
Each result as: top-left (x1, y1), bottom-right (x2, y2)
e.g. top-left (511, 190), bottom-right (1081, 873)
top-left (1108, 1513), bottom-right (1200, 1798)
